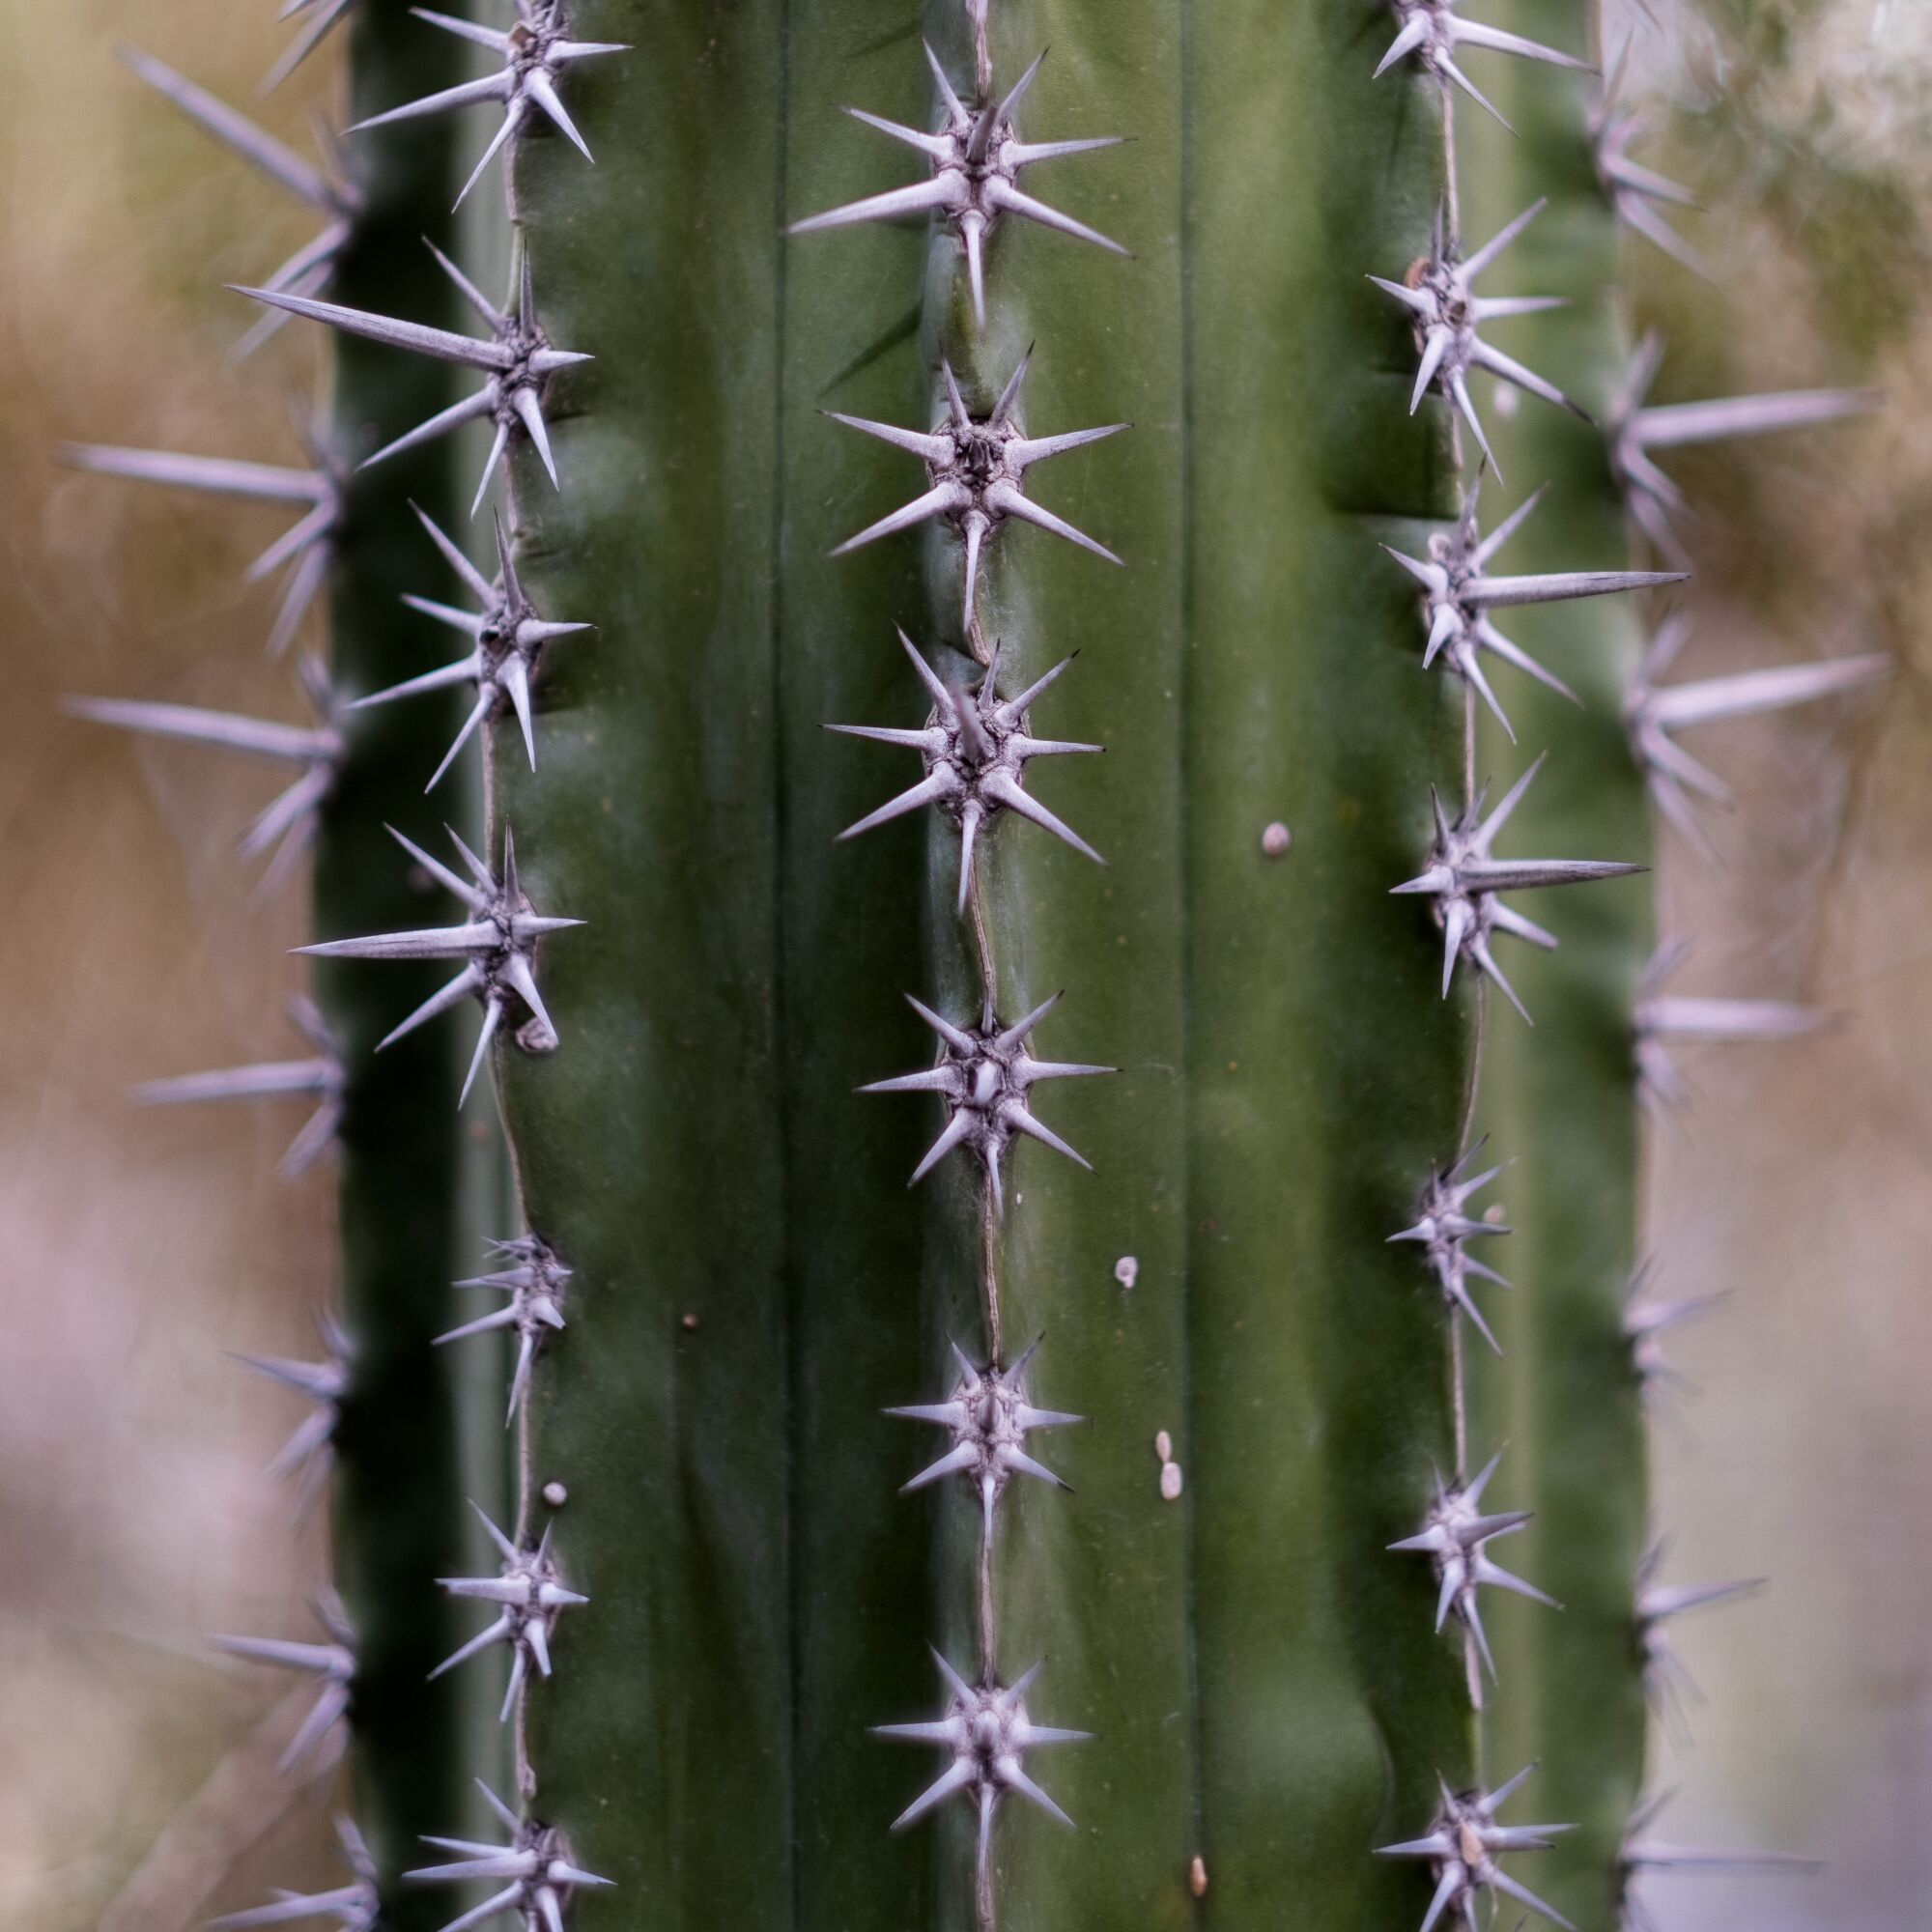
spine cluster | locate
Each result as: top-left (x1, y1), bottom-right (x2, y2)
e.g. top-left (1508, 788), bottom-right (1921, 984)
top-left (794, 6), bottom-right (1124, 1926)
top-left (1371, 6), bottom-right (1881, 1928)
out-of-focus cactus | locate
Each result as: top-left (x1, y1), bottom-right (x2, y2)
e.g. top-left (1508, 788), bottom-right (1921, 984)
top-left (64, 8), bottom-right (493, 1927)
top-left (1460, 9), bottom-right (1885, 1932)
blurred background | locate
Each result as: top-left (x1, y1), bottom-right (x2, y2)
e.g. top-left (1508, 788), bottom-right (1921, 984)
top-left (1, 2), bottom-right (1926, 1928)
top-left (1625, 8), bottom-right (1932, 1929)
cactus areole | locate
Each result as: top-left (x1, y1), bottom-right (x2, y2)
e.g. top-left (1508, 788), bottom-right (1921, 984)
top-left (70, 2), bottom-right (1881, 1930)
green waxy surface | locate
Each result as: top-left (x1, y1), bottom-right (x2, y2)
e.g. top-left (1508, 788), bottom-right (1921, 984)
top-left (912, 6), bottom-right (1201, 1925)
top-left (497, 6), bottom-right (799, 1929)
top-left (783, 11), bottom-right (955, 1925)
top-left (916, 5), bottom-right (1477, 1926)
top-left (318, 2), bottom-right (478, 1921)
top-left (1184, 5), bottom-right (1477, 1923)
top-left (499, 7), bottom-right (958, 1922)
top-left (496, 2), bottom-right (1480, 1925)
top-left (1463, 9), bottom-right (1655, 1928)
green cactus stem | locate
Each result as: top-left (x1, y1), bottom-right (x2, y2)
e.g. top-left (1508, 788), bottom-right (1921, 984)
top-left (488, 1), bottom-right (1479, 1925)
top-left (1183, 5), bottom-right (1479, 1922)
top-left (488, 8), bottom-right (799, 1930)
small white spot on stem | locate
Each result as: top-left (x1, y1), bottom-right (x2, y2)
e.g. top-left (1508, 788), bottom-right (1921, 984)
top-left (1114, 1255), bottom-right (1139, 1290)
top-left (1262, 821), bottom-right (1292, 857)
top-left (1154, 1430), bottom-right (1182, 1499)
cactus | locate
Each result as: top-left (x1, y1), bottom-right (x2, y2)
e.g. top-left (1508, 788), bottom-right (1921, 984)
top-left (64, 4), bottom-right (1887, 1931)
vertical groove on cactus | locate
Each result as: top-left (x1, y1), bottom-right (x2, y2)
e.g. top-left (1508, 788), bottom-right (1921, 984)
top-left (781, 13), bottom-right (955, 1925)
top-left (310, 7), bottom-right (481, 1923)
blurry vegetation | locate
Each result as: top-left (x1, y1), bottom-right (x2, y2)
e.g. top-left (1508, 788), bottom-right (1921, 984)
top-left (1620, 2), bottom-right (1932, 729)
top-left (1, 3), bottom-right (347, 1929)
top-left (1674, 0), bottom-right (1928, 357)
top-left (1616, 11), bottom-right (1932, 1932)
